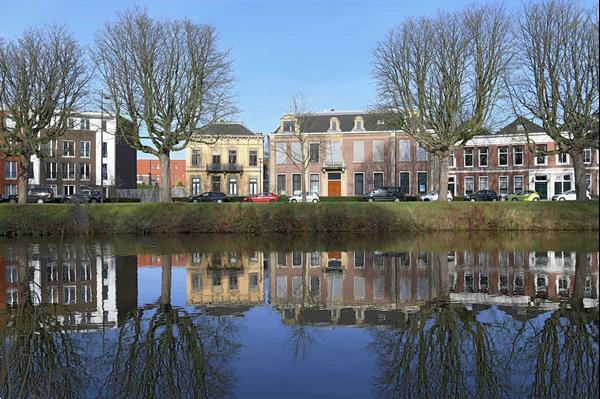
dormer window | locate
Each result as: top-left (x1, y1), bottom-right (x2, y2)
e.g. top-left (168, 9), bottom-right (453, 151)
top-left (354, 117), bottom-right (364, 131)
top-left (377, 119), bottom-right (385, 125)
top-left (516, 124), bottom-right (525, 131)
top-left (283, 120), bottom-right (295, 132)
top-left (329, 117), bottom-right (340, 132)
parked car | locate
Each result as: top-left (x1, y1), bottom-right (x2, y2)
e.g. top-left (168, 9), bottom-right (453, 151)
top-left (364, 188), bottom-right (406, 202)
top-left (8, 187), bottom-right (55, 203)
top-left (62, 187), bottom-right (105, 204)
top-left (243, 192), bottom-right (279, 203)
top-left (420, 191), bottom-right (453, 201)
top-left (506, 190), bottom-right (540, 202)
top-left (288, 192), bottom-right (320, 203)
top-left (551, 189), bottom-right (591, 201)
top-left (189, 192), bottom-right (228, 203)
top-left (464, 190), bottom-right (500, 202)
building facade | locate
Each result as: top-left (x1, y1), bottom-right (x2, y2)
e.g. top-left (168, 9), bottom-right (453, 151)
top-left (136, 159), bottom-right (186, 187)
top-left (269, 112), bottom-right (599, 198)
top-left (185, 123), bottom-right (264, 196)
top-left (24, 112), bottom-right (137, 197)
top-left (0, 156), bottom-right (20, 198)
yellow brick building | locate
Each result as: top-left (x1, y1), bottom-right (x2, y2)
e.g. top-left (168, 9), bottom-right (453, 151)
top-left (186, 123), bottom-right (264, 196)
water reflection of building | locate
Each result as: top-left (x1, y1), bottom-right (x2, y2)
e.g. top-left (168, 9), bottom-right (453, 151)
top-left (1, 243), bottom-right (137, 329)
top-left (186, 251), bottom-right (264, 308)
top-left (137, 254), bottom-right (188, 267)
top-left (269, 250), bottom-right (599, 325)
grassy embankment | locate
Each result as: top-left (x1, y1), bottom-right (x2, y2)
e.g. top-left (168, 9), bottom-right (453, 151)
top-left (0, 201), bottom-right (597, 237)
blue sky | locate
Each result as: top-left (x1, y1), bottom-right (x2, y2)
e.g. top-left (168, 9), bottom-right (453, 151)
top-left (1, 0), bottom-right (595, 159)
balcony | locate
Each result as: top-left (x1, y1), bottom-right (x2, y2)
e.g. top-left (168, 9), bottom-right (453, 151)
top-left (322, 161), bottom-right (346, 171)
top-left (206, 163), bottom-right (244, 173)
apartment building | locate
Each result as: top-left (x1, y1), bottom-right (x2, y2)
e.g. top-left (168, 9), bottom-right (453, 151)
top-left (186, 123), bottom-right (264, 196)
top-left (0, 156), bottom-right (19, 197)
top-left (270, 111), bottom-right (430, 197)
top-left (136, 159), bottom-right (186, 187)
top-left (27, 112), bottom-right (136, 196)
top-left (448, 118), bottom-right (600, 200)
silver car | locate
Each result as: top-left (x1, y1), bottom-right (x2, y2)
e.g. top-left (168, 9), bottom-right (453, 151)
top-left (288, 192), bottom-right (320, 203)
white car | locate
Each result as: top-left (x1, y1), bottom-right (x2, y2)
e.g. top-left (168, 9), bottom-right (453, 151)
top-left (420, 191), bottom-right (453, 201)
top-left (288, 192), bottom-right (320, 203)
top-left (551, 189), bottom-right (591, 201)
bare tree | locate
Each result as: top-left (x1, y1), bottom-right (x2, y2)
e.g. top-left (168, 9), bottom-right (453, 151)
top-left (513, 0), bottom-right (599, 201)
top-left (0, 25), bottom-right (89, 204)
top-left (274, 94), bottom-right (325, 201)
top-left (373, 5), bottom-right (512, 201)
top-left (93, 9), bottom-right (236, 202)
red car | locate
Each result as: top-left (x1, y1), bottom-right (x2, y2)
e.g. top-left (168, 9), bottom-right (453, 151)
top-left (243, 192), bottom-right (279, 203)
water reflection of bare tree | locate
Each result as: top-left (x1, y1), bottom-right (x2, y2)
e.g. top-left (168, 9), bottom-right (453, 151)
top-left (101, 255), bottom-right (240, 399)
top-left (370, 302), bottom-right (505, 399)
top-left (0, 252), bottom-right (86, 399)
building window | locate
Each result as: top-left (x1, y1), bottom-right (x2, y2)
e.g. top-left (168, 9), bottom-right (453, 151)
top-left (329, 118), bottom-right (339, 131)
top-left (373, 172), bottom-right (384, 190)
top-left (212, 154), bottom-right (221, 165)
top-left (399, 140), bottom-right (410, 161)
top-left (354, 251), bottom-right (365, 268)
top-left (513, 146), bottom-right (523, 165)
top-left (498, 147), bottom-right (508, 166)
top-left (354, 173), bottom-right (364, 195)
top-left (417, 172), bottom-right (427, 194)
top-left (556, 152), bottom-right (569, 165)
top-left (211, 176), bottom-right (221, 192)
top-left (309, 174), bottom-right (319, 193)
top-left (354, 117), bottom-right (364, 130)
top-left (61, 162), bottom-right (75, 180)
top-left (512, 176), bottom-right (524, 192)
top-left (80, 118), bottom-right (90, 130)
top-left (479, 176), bottom-right (489, 191)
top-left (79, 163), bottom-right (91, 180)
top-left (535, 145), bottom-right (547, 165)
top-left (464, 148), bottom-right (473, 167)
top-left (68, 118), bottom-right (75, 129)
top-left (249, 178), bottom-right (258, 195)
top-left (448, 176), bottom-right (455, 195)
top-left (62, 140), bottom-right (75, 157)
top-left (102, 142), bottom-right (108, 158)
top-left (275, 143), bottom-right (286, 164)
top-left (101, 163), bottom-right (108, 180)
top-left (478, 147), bottom-right (488, 167)
top-left (585, 174), bottom-right (592, 191)
top-left (101, 119), bottom-right (107, 132)
top-left (292, 174), bottom-right (301, 194)
top-left (353, 141), bottom-right (364, 163)
top-left (81, 285), bottom-right (93, 303)
top-left (191, 150), bottom-right (201, 167)
top-left (80, 141), bottom-right (91, 158)
top-left (499, 176), bottom-right (508, 196)
top-left (63, 185), bottom-right (75, 196)
top-left (228, 150), bottom-right (237, 165)
top-left (5, 184), bottom-right (17, 196)
top-left (448, 151), bottom-right (455, 167)
top-left (249, 150), bottom-right (258, 166)
top-left (309, 143), bottom-right (320, 163)
top-left (554, 174), bottom-right (571, 194)
top-left (465, 177), bottom-right (474, 195)
top-left (416, 144), bottom-right (428, 161)
top-left (4, 161), bottom-right (17, 179)
top-left (276, 174), bottom-right (286, 195)
top-left (583, 148), bottom-right (592, 164)
top-left (283, 120), bottom-right (295, 132)
top-left (373, 140), bottom-right (385, 163)
top-left (399, 172), bottom-right (410, 195)
top-left (191, 177), bottom-right (201, 195)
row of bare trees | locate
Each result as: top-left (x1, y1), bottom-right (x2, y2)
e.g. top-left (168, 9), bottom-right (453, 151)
top-left (0, 9), bottom-right (235, 204)
top-left (373, 0), bottom-right (598, 201)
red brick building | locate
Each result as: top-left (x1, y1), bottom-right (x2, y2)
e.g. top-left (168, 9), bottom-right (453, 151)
top-left (136, 159), bottom-right (186, 187)
top-left (0, 156), bottom-right (20, 198)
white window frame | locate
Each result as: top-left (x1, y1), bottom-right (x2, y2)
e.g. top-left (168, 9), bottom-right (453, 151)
top-left (309, 173), bottom-right (319, 194)
top-left (373, 172), bottom-right (384, 190)
top-left (353, 141), bottom-right (364, 163)
top-left (513, 146), bottom-right (524, 166)
top-left (47, 162), bottom-right (57, 180)
top-left (464, 176), bottom-right (474, 195)
top-left (583, 148), bottom-right (592, 164)
top-left (417, 171), bottom-right (427, 194)
top-left (354, 172), bottom-right (365, 196)
top-left (479, 176), bottom-right (489, 191)
top-left (448, 151), bottom-right (455, 168)
top-left (80, 141), bottom-right (91, 158)
top-left (4, 161), bottom-right (17, 179)
top-left (499, 176), bottom-right (509, 195)
top-left (556, 152), bottom-right (569, 165)
top-left (399, 140), bottom-right (411, 161)
top-left (535, 146), bottom-right (547, 165)
top-left (62, 140), bottom-right (75, 158)
top-left (478, 147), bottom-right (488, 167)
top-left (80, 163), bottom-right (91, 181)
top-left (514, 175), bottom-right (524, 192)
top-left (416, 144), bottom-right (428, 161)
top-left (464, 148), bottom-right (474, 167)
top-left (276, 173), bottom-right (287, 195)
top-left (498, 147), bottom-right (509, 166)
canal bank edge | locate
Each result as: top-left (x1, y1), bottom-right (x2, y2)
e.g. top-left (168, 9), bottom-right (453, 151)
top-left (0, 202), bottom-right (597, 237)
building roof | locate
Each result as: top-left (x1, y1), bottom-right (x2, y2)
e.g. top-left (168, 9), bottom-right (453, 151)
top-left (273, 111), bottom-right (399, 133)
top-left (194, 122), bottom-right (257, 137)
top-left (495, 117), bottom-right (545, 135)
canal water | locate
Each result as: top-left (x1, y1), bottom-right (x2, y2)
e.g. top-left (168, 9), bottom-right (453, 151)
top-left (0, 232), bottom-right (598, 399)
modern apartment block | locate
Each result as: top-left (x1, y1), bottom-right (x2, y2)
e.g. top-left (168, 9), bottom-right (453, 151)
top-left (136, 159), bottom-right (186, 187)
top-left (269, 112), bottom-right (599, 198)
top-left (27, 112), bottom-right (136, 196)
top-left (185, 122), bottom-right (264, 196)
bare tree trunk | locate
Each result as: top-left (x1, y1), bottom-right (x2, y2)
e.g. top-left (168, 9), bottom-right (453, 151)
top-left (301, 166), bottom-right (307, 202)
top-left (17, 156), bottom-right (30, 205)
top-left (160, 255), bottom-right (172, 307)
top-left (158, 152), bottom-right (172, 203)
top-left (437, 153), bottom-right (449, 202)
top-left (571, 150), bottom-right (588, 201)
top-left (571, 251), bottom-right (587, 309)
